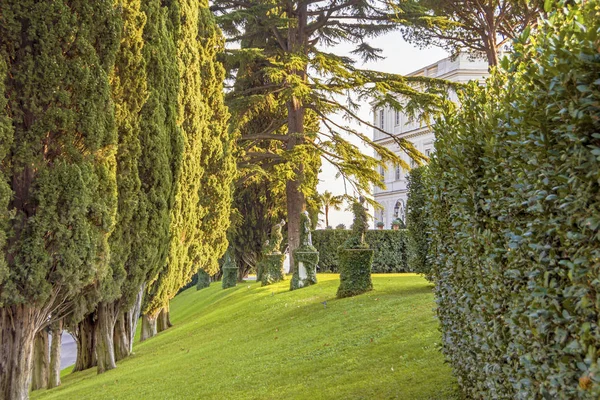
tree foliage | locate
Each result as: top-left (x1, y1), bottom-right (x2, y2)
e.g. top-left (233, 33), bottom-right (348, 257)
top-left (144, 0), bottom-right (233, 320)
top-left (406, 166), bottom-right (431, 279)
top-left (213, 0), bottom-right (450, 264)
top-left (0, 1), bottom-right (121, 396)
top-left (428, 2), bottom-right (600, 397)
top-left (398, 0), bottom-right (542, 65)
top-left (319, 191), bottom-right (344, 228)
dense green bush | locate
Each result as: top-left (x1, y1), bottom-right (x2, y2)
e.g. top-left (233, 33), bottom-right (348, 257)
top-left (336, 249), bottom-right (374, 298)
top-left (261, 254), bottom-right (285, 286)
top-left (222, 251), bottom-right (237, 289)
top-left (406, 167), bottom-right (432, 280)
top-left (428, 3), bottom-right (600, 398)
top-left (196, 270), bottom-right (210, 290)
top-left (336, 200), bottom-right (373, 298)
top-left (312, 230), bottom-right (408, 273)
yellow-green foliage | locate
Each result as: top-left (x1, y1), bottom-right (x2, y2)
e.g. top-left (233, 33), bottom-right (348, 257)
top-left (0, 0), bottom-right (120, 307)
top-left (429, 2), bottom-right (600, 398)
top-left (196, 4), bottom-right (235, 276)
top-left (145, 0), bottom-right (233, 316)
top-left (32, 275), bottom-right (458, 400)
top-left (136, 0), bottom-right (182, 307)
top-left (102, 0), bottom-right (148, 304)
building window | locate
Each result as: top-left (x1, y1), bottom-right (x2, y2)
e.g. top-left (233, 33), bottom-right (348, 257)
top-left (395, 164), bottom-right (401, 180)
top-left (425, 149), bottom-right (431, 157)
top-left (380, 165), bottom-right (385, 180)
top-left (395, 110), bottom-right (400, 126)
top-left (393, 199), bottom-right (406, 225)
top-left (410, 159), bottom-right (416, 168)
top-left (379, 109), bottom-right (384, 129)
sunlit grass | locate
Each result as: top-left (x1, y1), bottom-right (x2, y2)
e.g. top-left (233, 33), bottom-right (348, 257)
top-left (33, 273), bottom-right (458, 400)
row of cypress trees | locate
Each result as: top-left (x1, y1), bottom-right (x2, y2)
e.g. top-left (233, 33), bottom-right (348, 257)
top-left (0, 0), bottom-right (234, 398)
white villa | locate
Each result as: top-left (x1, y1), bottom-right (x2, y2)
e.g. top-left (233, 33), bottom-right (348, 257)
top-left (372, 54), bottom-right (489, 228)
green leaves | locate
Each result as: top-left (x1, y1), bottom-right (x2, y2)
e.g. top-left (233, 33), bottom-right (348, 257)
top-left (312, 230), bottom-right (409, 273)
top-left (428, 2), bottom-right (600, 398)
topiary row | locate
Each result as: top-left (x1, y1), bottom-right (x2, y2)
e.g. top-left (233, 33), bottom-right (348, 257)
top-left (428, 2), bottom-right (600, 398)
top-left (312, 229), bottom-right (408, 273)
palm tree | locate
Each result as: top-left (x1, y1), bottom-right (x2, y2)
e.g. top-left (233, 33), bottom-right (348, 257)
top-left (319, 191), bottom-right (344, 228)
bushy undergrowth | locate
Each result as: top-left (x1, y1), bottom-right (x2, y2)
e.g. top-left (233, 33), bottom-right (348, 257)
top-left (428, 3), bottom-right (600, 398)
top-left (312, 230), bottom-right (408, 273)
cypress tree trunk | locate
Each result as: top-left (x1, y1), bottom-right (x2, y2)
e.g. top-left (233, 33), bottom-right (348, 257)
top-left (73, 315), bottom-right (97, 372)
top-left (113, 311), bottom-right (129, 362)
top-left (114, 274), bottom-right (144, 360)
top-left (156, 305), bottom-right (172, 333)
top-left (128, 285), bottom-right (144, 352)
top-left (0, 305), bottom-right (37, 400)
top-left (31, 329), bottom-right (50, 391)
top-left (95, 302), bottom-right (117, 374)
top-left (48, 320), bottom-right (63, 389)
top-left (140, 314), bottom-right (157, 342)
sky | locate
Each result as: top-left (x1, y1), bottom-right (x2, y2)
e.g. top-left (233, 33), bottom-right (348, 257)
top-left (315, 32), bottom-right (448, 228)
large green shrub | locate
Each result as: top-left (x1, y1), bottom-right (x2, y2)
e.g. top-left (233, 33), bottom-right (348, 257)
top-left (261, 254), bottom-right (285, 286)
top-left (312, 230), bottom-right (408, 273)
top-left (406, 167), bottom-right (432, 280)
top-left (336, 249), bottom-right (374, 298)
top-left (428, 2), bottom-right (600, 398)
top-left (336, 200), bottom-right (373, 298)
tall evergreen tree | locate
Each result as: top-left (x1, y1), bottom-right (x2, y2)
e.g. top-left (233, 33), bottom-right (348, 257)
top-left (94, 0), bottom-right (148, 374)
top-left (115, 0), bottom-right (183, 357)
top-left (214, 0), bottom-right (446, 267)
top-left (142, 0), bottom-right (233, 339)
top-left (0, 2), bottom-right (120, 397)
top-left (226, 29), bottom-right (318, 278)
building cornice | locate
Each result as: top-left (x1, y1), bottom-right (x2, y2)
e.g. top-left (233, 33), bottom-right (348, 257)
top-left (373, 126), bottom-right (431, 145)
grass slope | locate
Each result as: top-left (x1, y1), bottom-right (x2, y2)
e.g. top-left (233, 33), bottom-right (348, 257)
top-left (34, 274), bottom-right (458, 399)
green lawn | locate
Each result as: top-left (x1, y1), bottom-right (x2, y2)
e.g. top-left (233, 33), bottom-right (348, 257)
top-left (33, 273), bottom-right (458, 400)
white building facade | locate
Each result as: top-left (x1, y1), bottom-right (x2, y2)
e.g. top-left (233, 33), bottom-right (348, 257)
top-left (372, 54), bottom-right (489, 228)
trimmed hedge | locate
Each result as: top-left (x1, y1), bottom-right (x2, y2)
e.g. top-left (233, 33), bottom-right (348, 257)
top-left (312, 229), bottom-right (408, 273)
top-left (428, 3), bottom-right (600, 399)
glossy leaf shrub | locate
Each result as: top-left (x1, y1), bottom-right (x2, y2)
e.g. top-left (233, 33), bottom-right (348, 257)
top-left (428, 2), bottom-right (600, 398)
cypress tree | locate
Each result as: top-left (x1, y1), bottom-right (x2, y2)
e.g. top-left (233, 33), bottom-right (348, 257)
top-left (142, 0), bottom-right (233, 337)
top-left (406, 166), bottom-right (431, 279)
top-left (115, 0), bottom-right (183, 358)
top-left (0, 1), bottom-right (120, 397)
top-left (94, 0), bottom-right (148, 374)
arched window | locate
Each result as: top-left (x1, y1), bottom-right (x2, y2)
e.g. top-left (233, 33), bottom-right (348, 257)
top-left (393, 199), bottom-right (405, 224)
